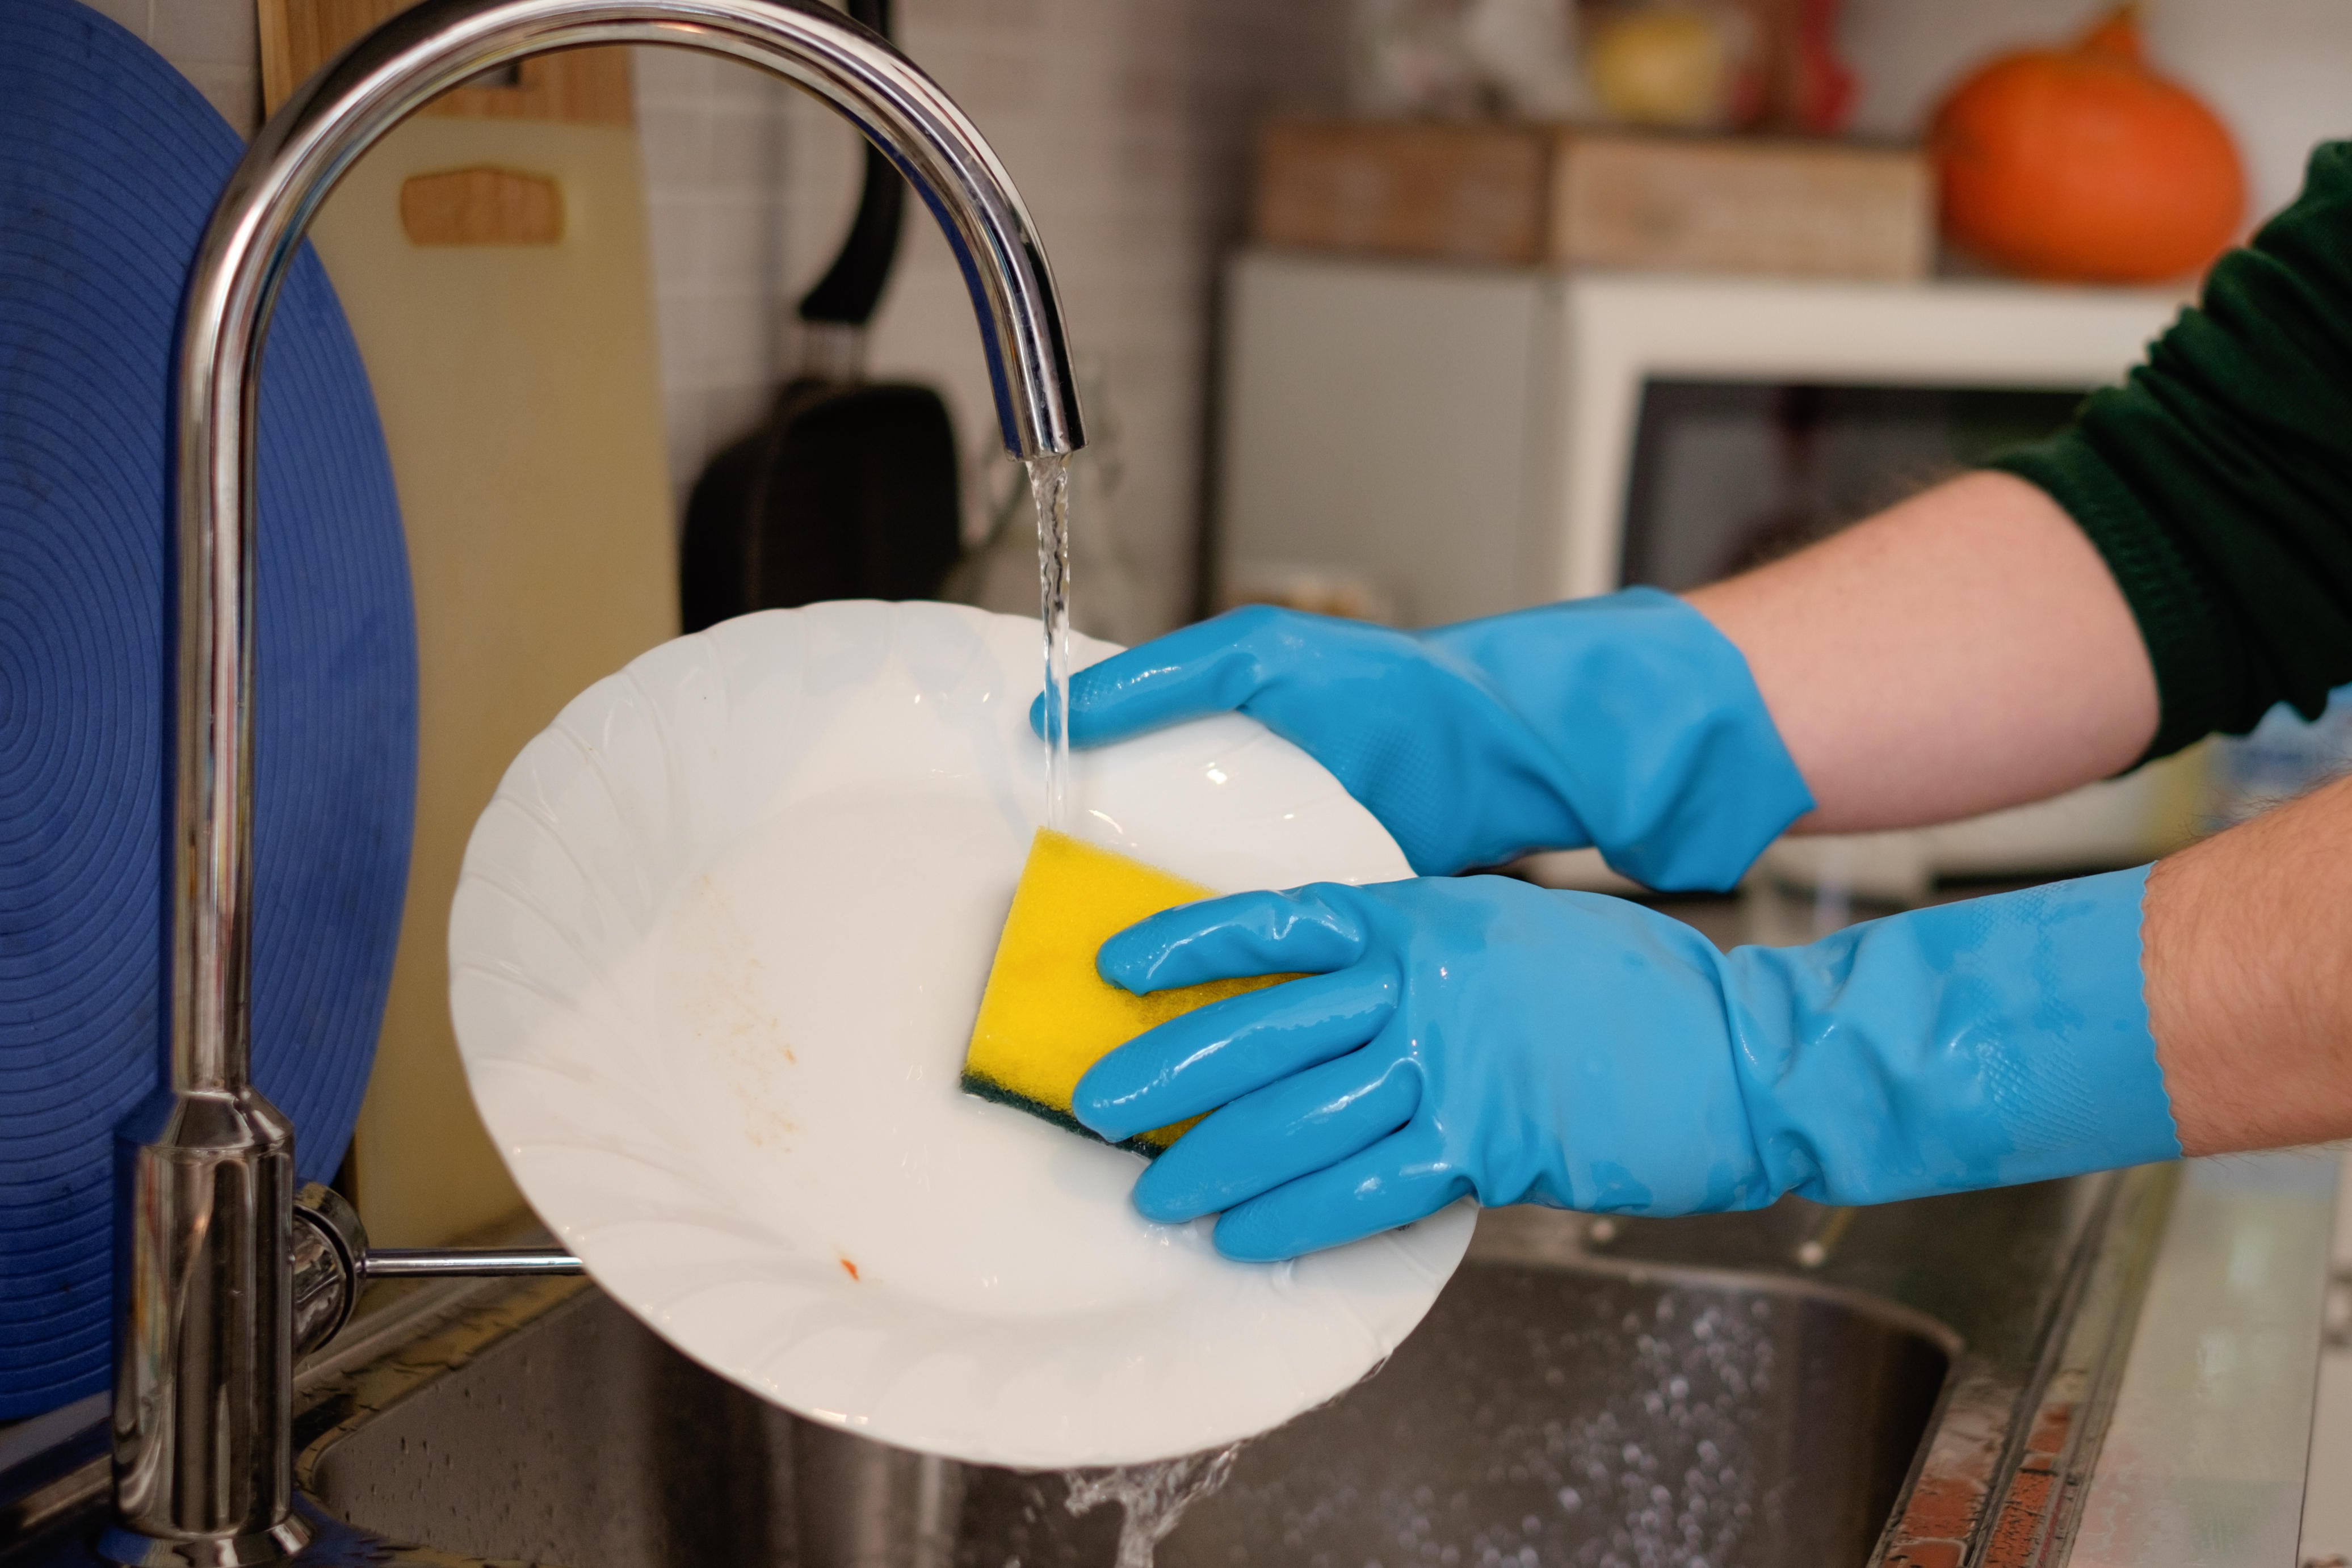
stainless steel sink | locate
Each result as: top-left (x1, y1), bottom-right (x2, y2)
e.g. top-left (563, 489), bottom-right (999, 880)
top-left (953, 1238), bottom-right (1955, 1568)
top-left (2, 1167), bottom-right (2174, 1568)
top-left (292, 1224), bottom-right (1954, 1568)
top-left (298, 1166), bottom-right (2172, 1568)
top-left (296, 1276), bottom-right (793, 1568)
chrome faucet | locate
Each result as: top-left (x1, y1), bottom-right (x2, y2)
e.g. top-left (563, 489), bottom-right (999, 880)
top-left (100, 3), bottom-right (1083, 1563)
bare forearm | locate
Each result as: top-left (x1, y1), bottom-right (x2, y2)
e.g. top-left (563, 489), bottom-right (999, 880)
top-left (1677, 470), bottom-right (2350, 1155)
top-left (1684, 471), bottom-right (2159, 834)
top-left (2143, 771), bottom-right (2352, 1155)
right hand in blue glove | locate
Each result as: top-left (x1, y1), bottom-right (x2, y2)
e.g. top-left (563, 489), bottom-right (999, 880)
top-left (1071, 870), bottom-right (2181, 1262)
top-left (1028, 587), bottom-right (1813, 891)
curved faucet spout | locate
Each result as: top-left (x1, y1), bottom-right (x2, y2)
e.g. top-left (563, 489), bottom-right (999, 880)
top-left (173, 0), bottom-right (1082, 1100)
top-left (110, 5), bottom-right (1082, 1559)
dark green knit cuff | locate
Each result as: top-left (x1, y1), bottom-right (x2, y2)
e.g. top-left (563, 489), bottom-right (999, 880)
top-left (1986, 438), bottom-right (2233, 763)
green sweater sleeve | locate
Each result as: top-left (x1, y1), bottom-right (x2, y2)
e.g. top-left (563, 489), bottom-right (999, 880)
top-left (1988, 141), bottom-right (2352, 761)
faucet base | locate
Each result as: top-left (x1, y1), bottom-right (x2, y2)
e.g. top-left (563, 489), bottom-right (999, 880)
top-left (95, 1512), bottom-right (313, 1568)
top-left (108, 1091), bottom-right (300, 1557)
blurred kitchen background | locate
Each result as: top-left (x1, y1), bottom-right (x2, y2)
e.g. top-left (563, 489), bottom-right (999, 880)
top-left (112, 0), bottom-right (2352, 629)
top-left (92, 6), bottom-right (2352, 1540)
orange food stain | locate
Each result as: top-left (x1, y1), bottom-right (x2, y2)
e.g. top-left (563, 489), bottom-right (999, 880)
top-left (838, 1256), bottom-right (860, 1281)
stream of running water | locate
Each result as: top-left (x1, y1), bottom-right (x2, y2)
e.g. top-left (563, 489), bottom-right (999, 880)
top-left (1027, 448), bottom-right (1239, 1566)
top-left (1028, 452), bottom-right (1072, 830)
top-left (1060, 1446), bottom-right (1246, 1568)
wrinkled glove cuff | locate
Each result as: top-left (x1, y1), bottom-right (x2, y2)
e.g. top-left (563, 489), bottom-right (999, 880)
top-left (1426, 588), bottom-right (1814, 891)
top-left (1725, 865), bottom-right (2183, 1206)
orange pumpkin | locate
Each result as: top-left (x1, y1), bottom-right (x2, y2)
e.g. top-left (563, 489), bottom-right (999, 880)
top-left (1930, 6), bottom-right (2244, 284)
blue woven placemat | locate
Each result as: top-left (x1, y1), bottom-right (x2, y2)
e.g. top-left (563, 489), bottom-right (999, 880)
top-left (0, 0), bottom-right (416, 1418)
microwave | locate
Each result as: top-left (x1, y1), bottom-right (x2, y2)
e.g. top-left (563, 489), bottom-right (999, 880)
top-left (1213, 249), bottom-right (2202, 891)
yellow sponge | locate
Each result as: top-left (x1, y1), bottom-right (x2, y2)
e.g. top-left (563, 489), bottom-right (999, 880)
top-left (963, 829), bottom-right (1289, 1154)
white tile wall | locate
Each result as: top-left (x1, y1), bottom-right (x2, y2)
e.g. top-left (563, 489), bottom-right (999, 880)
top-left (646, 0), bottom-right (1354, 625)
top-left (632, 48), bottom-right (797, 518)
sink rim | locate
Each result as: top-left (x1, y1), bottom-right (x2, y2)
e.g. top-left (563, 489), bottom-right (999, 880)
top-left (1867, 1161), bottom-right (2179, 1568)
top-left (292, 1211), bottom-right (1975, 1498)
top-left (1465, 1204), bottom-right (1968, 1366)
top-left (0, 1170), bottom-right (2178, 1568)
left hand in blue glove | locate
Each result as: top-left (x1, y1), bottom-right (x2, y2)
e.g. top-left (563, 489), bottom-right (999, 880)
top-left (1072, 871), bottom-right (2181, 1262)
top-left (1029, 590), bottom-right (1812, 892)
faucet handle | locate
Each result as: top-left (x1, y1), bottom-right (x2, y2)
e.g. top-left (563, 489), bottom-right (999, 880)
top-left (291, 1185), bottom-right (368, 1356)
top-left (291, 1183), bottom-right (583, 1358)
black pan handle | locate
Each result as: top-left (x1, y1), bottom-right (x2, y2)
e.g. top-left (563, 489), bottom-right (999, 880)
top-left (795, 0), bottom-right (905, 327)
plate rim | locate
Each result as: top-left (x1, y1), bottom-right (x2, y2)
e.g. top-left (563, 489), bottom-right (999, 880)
top-left (448, 600), bottom-right (1475, 1465)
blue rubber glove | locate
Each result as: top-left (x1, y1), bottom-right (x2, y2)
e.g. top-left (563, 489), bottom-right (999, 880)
top-left (1028, 588), bottom-right (1814, 892)
top-left (1072, 871), bottom-right (2181, 1262)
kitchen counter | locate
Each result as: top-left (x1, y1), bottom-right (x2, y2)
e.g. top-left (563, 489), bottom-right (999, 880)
top-left (2072, 1150), bottom-right (2336, 1566)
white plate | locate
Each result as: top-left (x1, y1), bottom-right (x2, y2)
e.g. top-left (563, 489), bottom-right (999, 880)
top-left (448, 602), bottom-right (1473, 1468)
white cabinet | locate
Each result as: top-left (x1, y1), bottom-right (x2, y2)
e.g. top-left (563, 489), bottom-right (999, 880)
top-left (1215, 249), bottom-right (2204, 883)
top-left (1216, 254), bottom-right (1562, 628)
top-left (1218, 247), bottom-right (2187, 620)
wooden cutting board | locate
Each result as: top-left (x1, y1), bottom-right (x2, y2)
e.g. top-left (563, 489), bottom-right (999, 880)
top-left (262, 2), bottom-right (678, 1246)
